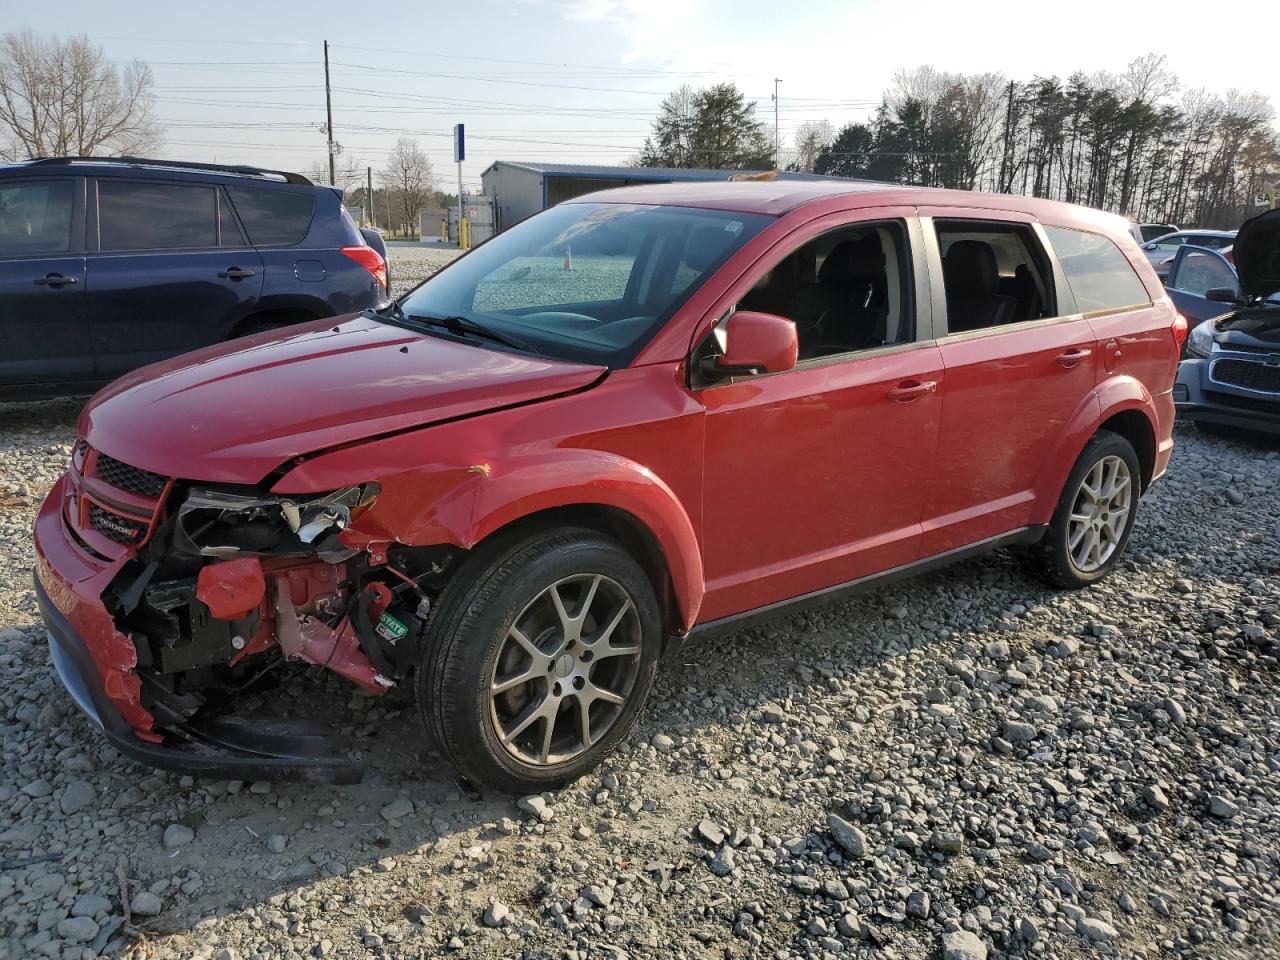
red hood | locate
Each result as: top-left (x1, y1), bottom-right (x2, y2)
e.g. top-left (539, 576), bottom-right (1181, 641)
top-left (80, 314), bottom-right (605, 484)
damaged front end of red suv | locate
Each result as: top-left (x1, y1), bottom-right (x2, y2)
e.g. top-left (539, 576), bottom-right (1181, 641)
top-left (34, 440), bottom-right (458, 784)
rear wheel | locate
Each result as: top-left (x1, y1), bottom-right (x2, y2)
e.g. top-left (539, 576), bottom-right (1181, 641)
top-left (1022, 431), bottom-right (1141, 589)
top-left (419, 527), bottom-right (662, 793)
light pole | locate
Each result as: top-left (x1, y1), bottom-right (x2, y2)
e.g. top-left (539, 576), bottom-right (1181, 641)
top-left (772, 78), bottom-right (782, 170)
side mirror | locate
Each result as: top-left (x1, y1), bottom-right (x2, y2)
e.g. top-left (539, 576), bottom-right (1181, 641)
top-left (1205, 287), bottom-right (1240, 304)
top-left (713, 310), bottom-right (798, 377)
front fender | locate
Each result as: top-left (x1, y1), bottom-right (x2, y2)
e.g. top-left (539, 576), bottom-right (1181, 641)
top-left (284, 450), bottom-right (705, 631)
top-left (1030, 376), bottom-right (1158, 523)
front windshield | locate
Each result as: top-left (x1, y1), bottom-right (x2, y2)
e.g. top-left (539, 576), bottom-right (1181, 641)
top-left (396, 202), bottom-right (772, 365)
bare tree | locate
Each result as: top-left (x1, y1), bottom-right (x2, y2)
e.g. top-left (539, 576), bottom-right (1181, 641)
top-left (0, 30), bottom-right (161, 160)
top-left (380, 137), bottom-right (434, 237)
top-left (790, 120), bottom-right (834, 173)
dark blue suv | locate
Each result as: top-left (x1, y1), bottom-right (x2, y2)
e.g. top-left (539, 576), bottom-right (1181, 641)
top-left (0, 156), bottom-right (388, 399)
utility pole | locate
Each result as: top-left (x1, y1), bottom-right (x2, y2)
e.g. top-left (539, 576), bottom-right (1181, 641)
top-left (772, 78), bottom-right (782, 170)
top-left (323, 40), bottom-right (336, 187)
top-left (366, 165), bottom-right (373, 227)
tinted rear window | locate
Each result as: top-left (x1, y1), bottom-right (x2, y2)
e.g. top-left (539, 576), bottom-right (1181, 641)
top-left (0, 180), bottom-right (74, 255)
top-left (227, 187), bottom-right (315, 246)
top-left (1044, 226), bottom-right (1150, 313)
top-left (99, 181), bottom-right (218, 251)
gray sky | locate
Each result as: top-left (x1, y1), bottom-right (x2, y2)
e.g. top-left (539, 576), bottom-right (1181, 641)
top-left (17, 0), bottom-right (1278, 192)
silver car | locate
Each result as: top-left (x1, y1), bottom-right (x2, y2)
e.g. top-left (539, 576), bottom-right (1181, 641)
top-left (1142, 229), bottom-right (1237, 278)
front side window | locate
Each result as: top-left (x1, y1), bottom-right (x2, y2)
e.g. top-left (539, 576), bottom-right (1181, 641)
top-left (935, 221), bottom-right (1054, 333)
top-left (1170, 249), bottom-right (1237, 297)
top-left (1044, 226), bottom-right (1150, 314)
top-left (736, 220), bottom-right (914, 360)
top-left (0, 180), bottom-right (74, 256)
top-left (98, 180), bottom-right (218, 251)
top-left (397, 202), bottom-right (770, 365)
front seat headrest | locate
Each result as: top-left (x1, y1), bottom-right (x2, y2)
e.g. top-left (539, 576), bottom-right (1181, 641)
top-left (943, 240), bottom-right (1000, 296)
top-left (818, 236), bottom-right (885, 285)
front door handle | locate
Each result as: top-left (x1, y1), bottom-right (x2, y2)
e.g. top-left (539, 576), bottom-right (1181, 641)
top-left (218, 267), bottom-right (256, 280)
top-left (886, 379), bottom-right (937, 402)
top-left (1056, 348), bottom-right (1092, 368)
top-left (34, 273), bottom-right (78, 287)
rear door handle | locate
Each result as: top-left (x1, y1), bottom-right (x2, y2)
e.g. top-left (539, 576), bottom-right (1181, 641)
top-left (34, 273), bottom-right (78, 287)
top-left (218, 267), bottom-right (256, 280)
top-left (1056, 348), bottom-right (1092, 368)
top-left (886, 379), bottom-right (937, 402)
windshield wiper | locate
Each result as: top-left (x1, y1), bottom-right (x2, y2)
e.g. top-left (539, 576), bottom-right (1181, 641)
top-left (364, 300), bottom-right (407, 322)
top-left (406, 313), bottom-right (537, 354)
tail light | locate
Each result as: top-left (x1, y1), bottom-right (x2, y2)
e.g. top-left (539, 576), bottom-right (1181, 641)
top-left (1171, 312), bottom-right (1189, 353)
top-left (341, 245), bottom-right (387, 290)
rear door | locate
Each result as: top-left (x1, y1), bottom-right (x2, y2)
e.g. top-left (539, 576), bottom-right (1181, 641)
top-left (0, 176), bottom-right (93, 387)
top-left (1164, 245), bottom-right (1238, 326)
top-left (919, 210), bottom-right (1097, 555)
top-left (86, 177), bottom-right (264, 379)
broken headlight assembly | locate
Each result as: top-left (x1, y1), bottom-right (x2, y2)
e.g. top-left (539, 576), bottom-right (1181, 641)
top-left (174, 482), bottom-right (380, 560)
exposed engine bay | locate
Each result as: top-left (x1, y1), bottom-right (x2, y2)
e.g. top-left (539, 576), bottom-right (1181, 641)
top-left (100, 479), bottom-right (457, 743)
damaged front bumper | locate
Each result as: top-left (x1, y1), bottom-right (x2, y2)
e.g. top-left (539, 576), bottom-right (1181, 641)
top-left (33, 473), bottom-right (369, 784)
top-left (35, 574), bottom-right (365, 783)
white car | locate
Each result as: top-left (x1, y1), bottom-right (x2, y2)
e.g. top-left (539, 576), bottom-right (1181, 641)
top-left (1129, 222), bottom-right (1178, 244)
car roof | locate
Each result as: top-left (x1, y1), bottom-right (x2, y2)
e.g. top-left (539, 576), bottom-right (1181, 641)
top-left (0, 156), bottom-right (317, 189)
top-left (1162, 228), bottom-right (1237, 237)
top-left (563, 179), bottom-right (1132, 231)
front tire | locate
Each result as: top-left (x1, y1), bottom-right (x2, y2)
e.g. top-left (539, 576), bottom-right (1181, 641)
top-left (419, 527), bottom-right (662, 793)
top-left (1022, 431), bottom-right (1141, 589)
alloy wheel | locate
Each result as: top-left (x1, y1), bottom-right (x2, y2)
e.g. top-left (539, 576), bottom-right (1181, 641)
top-left (1066, 454), bottom-right (1133, 573)
top-left (488, 573), bottom-right (642, 765)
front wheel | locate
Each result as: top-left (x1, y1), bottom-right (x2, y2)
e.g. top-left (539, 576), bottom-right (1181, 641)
top-left (1022, 431), bottom-right (1141, 589)
top-left (419, 527), bottom-right (662, 793)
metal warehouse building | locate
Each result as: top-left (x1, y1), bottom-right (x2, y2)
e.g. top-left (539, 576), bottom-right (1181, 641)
top-left (480, 161), bottom-right (836, 232)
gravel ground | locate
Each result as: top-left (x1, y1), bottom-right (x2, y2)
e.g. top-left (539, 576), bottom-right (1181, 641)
top-left (3, 248), bottom-right (1280, 960)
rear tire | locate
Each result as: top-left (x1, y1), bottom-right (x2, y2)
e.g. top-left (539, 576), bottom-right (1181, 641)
top-left (1022, 431), bottom-right (1141, 589)
top-left (418, 526), bottom-right (662, 793)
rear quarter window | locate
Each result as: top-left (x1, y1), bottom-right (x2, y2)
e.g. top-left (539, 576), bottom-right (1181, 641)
top-left (1044, 226), bottom-right (1150, 314)
top-left (226, 187), bottom-right (316, 246)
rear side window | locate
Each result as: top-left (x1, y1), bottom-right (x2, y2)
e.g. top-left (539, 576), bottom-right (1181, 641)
top-left (99, 181), bottom-right (218, 251)
top-left (227, 187), bottom-right (315, 246)
top-left (0, 180), bottom-right (74, 255)
top-left (1044, 226), bottom-right (1150, 314)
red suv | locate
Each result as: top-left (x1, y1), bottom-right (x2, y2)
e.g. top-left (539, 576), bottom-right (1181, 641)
top-left (33, 181), bottom-right (1183, 792)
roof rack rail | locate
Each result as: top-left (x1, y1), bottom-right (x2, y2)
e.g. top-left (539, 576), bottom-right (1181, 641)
top-left (26, 156), bottom-right (312, 186)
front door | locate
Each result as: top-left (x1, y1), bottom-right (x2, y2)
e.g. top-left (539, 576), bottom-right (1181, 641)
top-left (1164, 245), bottom-right (1238, 327)
top-left (86, 177), bottom-right (263, 379)
top-left (919, 213), bottom-right (1097, 555)
top-left (698, 213), bottom-right (944, 623)
top-left (0, 177), bottom-right (93, 387)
